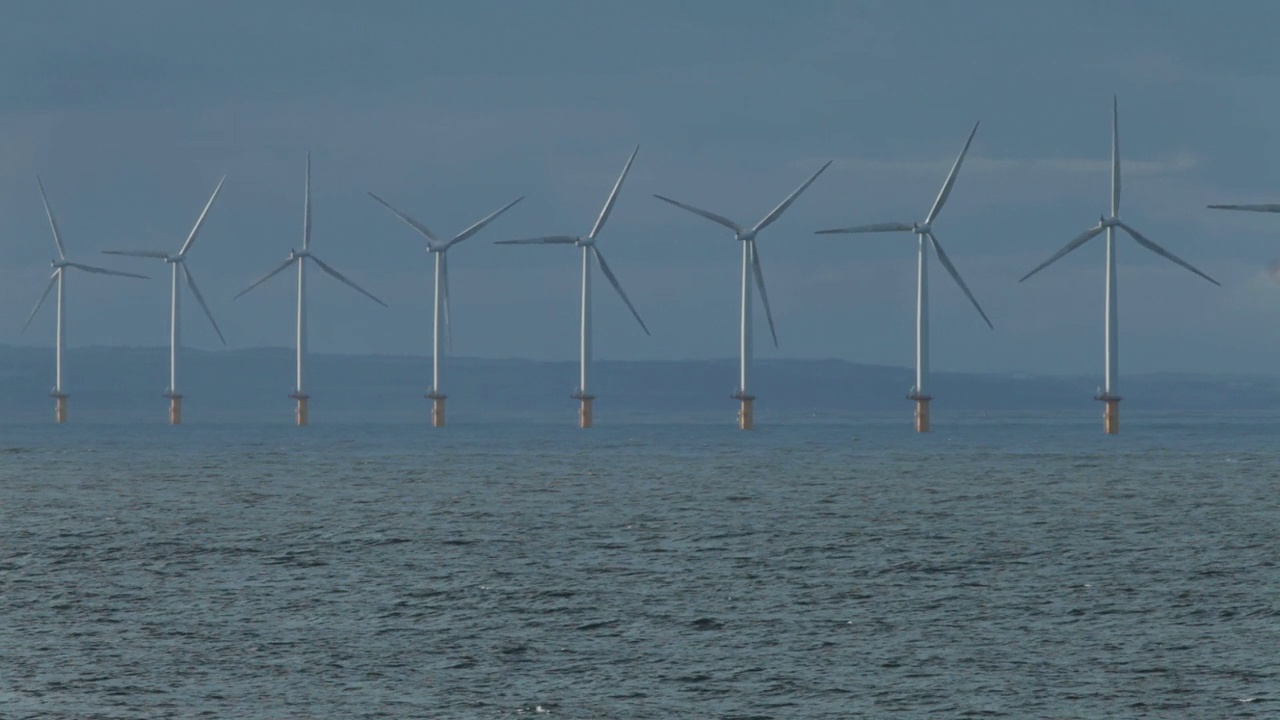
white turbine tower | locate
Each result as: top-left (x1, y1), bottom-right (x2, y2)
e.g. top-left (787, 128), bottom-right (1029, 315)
top-left (21, 177), bottom-right (150, 423)
top-left (816, 123), bottom-right (991, 433)
top-left (103, 177), bottom-right (228, 425)
top-left (1020, 97), bottom-right (1219, 434)
top-left (235, 154), bottom-right (387, 426)
top-left (496, 146), bottom-right (649, 428)
top-left (367, 191), bottom-right (523, 427)
top-left (655, 159), bottom-right (831, 430)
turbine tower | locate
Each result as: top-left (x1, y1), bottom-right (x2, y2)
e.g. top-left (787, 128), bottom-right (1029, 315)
top-left (815, 123), bottom-right (992, 432)
top-left (368, 190), bottom-right (523, 427)
top-left (496, 146), bottom-right (649, 428)
top-left (655, 160), bottom-right (831, 430)
top-left (103, 177), bottom-right (228, 425)
top-left (21, 178), bottom-right (150, 423)
top-left (235, 154), bottom-right (387, 426)
top-left (1020, 97), bottom-right (1219, 434)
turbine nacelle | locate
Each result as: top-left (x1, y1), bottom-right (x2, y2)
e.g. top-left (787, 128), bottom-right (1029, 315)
top-left (912, 222), bottom-right (931, 235)
top-left (1101, 216), bottom-right (1120, 228)
top-left (734, 230), bottom-right (757, 242)
top-left (575, 236), bottom-right (594, 248)
top-left (163, 255), bottom-right (184, 264)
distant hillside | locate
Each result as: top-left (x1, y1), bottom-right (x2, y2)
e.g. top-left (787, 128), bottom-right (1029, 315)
top-left (1, 345), bottom-right (1278, 424)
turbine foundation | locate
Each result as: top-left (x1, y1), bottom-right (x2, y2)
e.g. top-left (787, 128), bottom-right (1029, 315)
top-left (53, 393), bottom-right (68, 424)
top-left (166, 393), bottom-right (183, 426)
top-left (1097, 393), bottom-right (1121, 434)
top-left (908, 391), bottom-right (932, 433)
top-left (733, 391), bottom-right (755, 430)
top-left (576, 394), bottom-right (595, 429)
top-left (427, 391), bottom-right (447, 428)
top-left (291, 392), bottom-right (310, 427)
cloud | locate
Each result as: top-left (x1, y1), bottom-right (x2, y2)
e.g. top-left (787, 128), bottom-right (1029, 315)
top-left (827, 152), bottom-right (1200, 179)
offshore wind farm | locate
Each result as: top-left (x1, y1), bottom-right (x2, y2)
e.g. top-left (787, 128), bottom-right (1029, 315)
top-left (6, 6), bottom-right (1280, 720)
top-left (0, 116), bottom-right (1255, 433)
top-left (4, 8), bottom-right (1268, 438)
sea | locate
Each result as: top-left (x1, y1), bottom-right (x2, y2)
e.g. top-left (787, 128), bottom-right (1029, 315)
top-left (1, 411), bottom-right (1277, 718)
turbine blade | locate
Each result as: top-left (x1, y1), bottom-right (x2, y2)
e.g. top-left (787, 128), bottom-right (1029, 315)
top-left (22, 273), bottom-right (57, 334)
top-left (925, 121), bottom-right (980, 226)
top-left (653, 194), bottom-right (742, 233)
top-left (588, 145), bottom-right (640, 240)
top-left (1207, 203), bottom-right (1280, 213)
top-left (1018, 224), bottom-right (1105, 282)
top-left (928, 232), bottom-right (993, 329)
top-left (494, 235), bottom-right (577, 245)
top-left (445, 196), bottom-right (524, 249)
top-left (752, 161), bottom-right (833, 233)
top-left (309, 254), bottom-right (388, 306)
top-left (1117, 221), bottom-right (1220, 287)
top-left (441, 252), bottom-right (453, 350)
top-left (750, 241), bottom-right (779, 347)
top-left (303, 153), bottom-right (312, 250)
top-left (178, 175), bottom-right (226, 257)
top-left (181, 264), bottom-right (227, 345)
top-left (101, 250), bottom-right (169, 258)
top-left (234, 256), bottom-right (295, 299)
top-left (37, 176), bottom-right (67, 260)
top-left (1111, 96), bottom-right (1121, 217)
top-left (593, 247), bottom-right (650, 336)
top-left (65, 262), bottom-right (149, 279)
top-left (814, 222), bottom-right (914, 234)
top-left (367, 192), bottom-right (440, 245)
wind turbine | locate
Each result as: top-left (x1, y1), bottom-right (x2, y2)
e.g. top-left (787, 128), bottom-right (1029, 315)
top-left (815, 123), bottom-right (991, 433)
top-left (655, 159), bottom-right (831, 429)
top-left (21, 177), bottom-right (150, 423)
top-left (1020, 97), bottom-right (1219, 434)
top-left (367, 190), bottom-right (523, 427)
top-left (495, 146), bottom-right (648, 428)
top-left (103, 177), bottom-right (227, 425)
top-left (235, 154), bottom-right (387, 426)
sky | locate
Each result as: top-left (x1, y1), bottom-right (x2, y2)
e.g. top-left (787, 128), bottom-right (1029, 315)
top-left (3, 0), bottom-right (1280, 377)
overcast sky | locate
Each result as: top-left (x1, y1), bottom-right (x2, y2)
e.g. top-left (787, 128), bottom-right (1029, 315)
top-left (2, 1), bottom-right (1280, 376)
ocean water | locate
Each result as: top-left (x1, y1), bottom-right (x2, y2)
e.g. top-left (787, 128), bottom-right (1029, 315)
top-left (1, 412), bottom-right (1277, 718)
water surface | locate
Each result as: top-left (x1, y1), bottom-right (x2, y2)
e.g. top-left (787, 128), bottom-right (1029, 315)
top-left (1, 414), bottom-right (1277, 718)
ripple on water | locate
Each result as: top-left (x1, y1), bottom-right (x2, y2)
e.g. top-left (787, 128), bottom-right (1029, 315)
top-left (0, 419), bottom-right (1278, 718)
